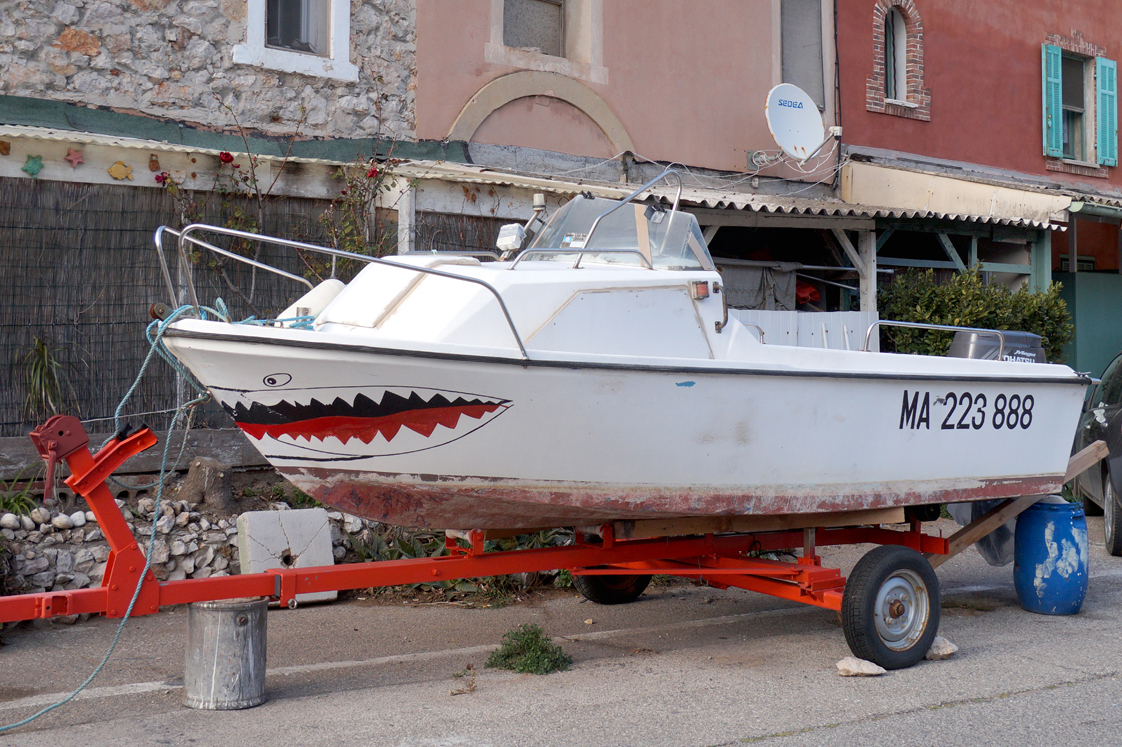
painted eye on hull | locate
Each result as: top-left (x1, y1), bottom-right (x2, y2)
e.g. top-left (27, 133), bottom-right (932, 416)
top-left (263, 373), bottom-right (292, 387)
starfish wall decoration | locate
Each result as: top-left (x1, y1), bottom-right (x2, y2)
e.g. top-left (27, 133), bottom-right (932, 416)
top-left (65, 148), bottom-right (84, 168)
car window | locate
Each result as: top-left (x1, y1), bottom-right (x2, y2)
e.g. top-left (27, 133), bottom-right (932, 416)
top-left (1100, 353), bottom-right (1122, 406)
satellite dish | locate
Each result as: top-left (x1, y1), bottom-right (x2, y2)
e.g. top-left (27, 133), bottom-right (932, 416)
top-left (764, 84), bottom-right (826, 161)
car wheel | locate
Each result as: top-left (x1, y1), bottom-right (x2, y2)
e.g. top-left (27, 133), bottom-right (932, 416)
top-left (1105, 470), bottom-right (1122, 557)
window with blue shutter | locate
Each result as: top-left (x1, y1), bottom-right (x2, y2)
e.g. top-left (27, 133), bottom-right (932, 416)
top-left (1042, 44), bottom-right (1063, 157)
top-left (1098, 57), bottom-right (1118, 167)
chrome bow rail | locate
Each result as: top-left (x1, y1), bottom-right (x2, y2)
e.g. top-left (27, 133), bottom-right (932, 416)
top-left (153, 224), bottom-right (531, 360)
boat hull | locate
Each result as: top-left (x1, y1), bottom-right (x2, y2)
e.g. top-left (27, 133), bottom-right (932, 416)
top-left (164, 325), bottom-right (1088, 529)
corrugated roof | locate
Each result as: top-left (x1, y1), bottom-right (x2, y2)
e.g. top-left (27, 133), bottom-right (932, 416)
top-left (0, 126), bottom-right (1070, 228)
top-left (396, 161), bottom-right (1064, 229)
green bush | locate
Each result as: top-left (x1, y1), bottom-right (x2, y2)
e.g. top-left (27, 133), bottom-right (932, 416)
top-left (878, 269), bottom-right (1073, 362)
top-left (486, 623), bottom-right (572, 674)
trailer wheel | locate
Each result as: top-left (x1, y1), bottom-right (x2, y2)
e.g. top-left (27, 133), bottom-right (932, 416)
top-left (572, 571), bottom-right (651, 605)
top-left (842, 545), bottom-right (940, 670)
top-left (1105, 471), bottom-right (1122, 557)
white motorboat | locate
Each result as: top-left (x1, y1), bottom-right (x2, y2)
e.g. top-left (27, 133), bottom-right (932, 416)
top-left (159, 171), bottom-right (1089, 530)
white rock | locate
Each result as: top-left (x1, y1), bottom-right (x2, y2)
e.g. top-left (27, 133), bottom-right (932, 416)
top-left (51, 514), bottom-right (74, 530)
top-left (836, 657), bottom-right (887, 676)
top-left (91, 546), bottom-right (110, 562)
top-left (55, 550), bottom-right (75, 575)
top-left (343, 514), bottom-right (364, 533)
top-left (192, 566), bottom-right (213, 578)
top-left (85, 528), bottom-right (104, 542)
top-left (74, 548), bottom-right (96, 571)
top-left (20, 515), bottom-right (35, 531)
top-left (199, 518), bottom-right (211, 531)
top-left (926, 636), bottom-right (959, 661)
top-left (167, 569), bottom-right (187, 582)
top-left (137, 498), bottom-right (156, 516)
top-left (170, 539), bottom-right (188, 556)
top-left (333, 545), bottom-right (346, 560)
top-left (1, 528), bottom-right (13, 540)
top-left (69, 511), bottom-right (87, 527)
top-left (0, 513), bottom-right (20, 530)
top-left (85, 511), bottom-right (97, 523)
top-left (30, 507), bottom-right (51, 524)
top-left (212, 554), bottom-right (229, 571)
top-left (195, 545), bottom-right (216, 568)
top-left (150, 540), bottom-right (170, 565)
top-left (180, 556), bottom-right (196, 575)
top-left (155, 514), bottom-right (174, 534)
top-left (175, 512), bottom-right (190, 527)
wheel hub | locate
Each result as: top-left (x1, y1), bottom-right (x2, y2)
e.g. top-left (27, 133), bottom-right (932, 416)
top-left (874, 569), bottom-right (930, 652)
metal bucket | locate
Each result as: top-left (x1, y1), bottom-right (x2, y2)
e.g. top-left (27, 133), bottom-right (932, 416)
top-left (184, 597), bottom-right (268, 710)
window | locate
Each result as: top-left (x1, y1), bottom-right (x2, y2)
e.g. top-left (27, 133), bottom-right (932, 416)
top-left (485, 0), bottom-right (607, 85)
top-left (866, 1), bottom-right (930, 121)
top-left (1042, 44), bottom-right (1117, 166)
top-left (781, 0), bottom-right (825, 110)
top-left (503, 0), bottom-right (563, 57)
top-left (884, 8), bottom-right (906, 101)
top-left (233, 0), bottom-right (358, 81)
top-left (267, 0), bottom-right (329, 56)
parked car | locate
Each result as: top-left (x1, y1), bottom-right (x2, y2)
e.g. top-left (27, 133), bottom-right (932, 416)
top-left (1072, 350), bottom-right (1122, 555)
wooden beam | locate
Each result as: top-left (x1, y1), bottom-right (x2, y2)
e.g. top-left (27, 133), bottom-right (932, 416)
top-left (702, 225), bottom-right (720, 244)
top-left (936, 233), bottom-right (968, 273)
top-left (926, 495), bottom-right (1040, 569)
top-left (1064, 440), bottom-right (1109, 483)
top-left (612, 507), bottom-right (905, 540)
top-left (687, 207), bottom-right (874, 231)
top-left (830, 229), bottom-right (865, 276)
top-left (858, 230), bottom-right (877, 312)
top-left (926, 441), bottom-right (1109, 569)
top-left (875, 227), bottom-right (896, 253)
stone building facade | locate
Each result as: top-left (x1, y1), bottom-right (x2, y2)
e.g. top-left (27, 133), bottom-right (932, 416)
top-left (0, 0), bottom-right (417, 140)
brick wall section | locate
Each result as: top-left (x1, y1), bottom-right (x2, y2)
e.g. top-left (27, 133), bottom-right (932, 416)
top-left (1043, 30), bottom-right (1109, 178)
top-left (0, 0), bottom-right (417, 141)
top-left (866, 0), bottom-right (931, 122)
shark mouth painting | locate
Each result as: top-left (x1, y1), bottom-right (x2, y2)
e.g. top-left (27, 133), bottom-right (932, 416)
top-left (217, 386), bottom-right (511, 458)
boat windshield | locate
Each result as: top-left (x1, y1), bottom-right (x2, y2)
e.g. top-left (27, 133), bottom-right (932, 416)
top-left (527, 195), bottom-right (715, 271)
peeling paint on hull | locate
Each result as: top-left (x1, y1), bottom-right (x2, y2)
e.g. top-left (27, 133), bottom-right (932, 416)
top-left (281, 467), bottom-right (1064, 529)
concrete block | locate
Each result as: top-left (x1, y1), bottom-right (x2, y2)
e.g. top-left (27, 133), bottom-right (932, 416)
top-left (236, 508), bottom-right (337, 604)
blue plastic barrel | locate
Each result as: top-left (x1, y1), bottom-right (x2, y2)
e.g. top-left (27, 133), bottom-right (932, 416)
top-left (1013, 501), bottom-right (1089, 615)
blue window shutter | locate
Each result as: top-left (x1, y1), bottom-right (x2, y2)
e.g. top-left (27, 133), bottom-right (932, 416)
top-left (1097, 57), bottom-right (1118, 166)
top-left (1043, 44), bottom-right (1063, 157)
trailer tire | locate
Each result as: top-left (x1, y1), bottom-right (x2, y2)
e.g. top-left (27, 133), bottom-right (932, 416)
top-left (1105, 471), bottom-right (1122, 557)
top-left (572, 571), bottom-right (651, 605)
top-left (842, 545), bottom-right (940, 670)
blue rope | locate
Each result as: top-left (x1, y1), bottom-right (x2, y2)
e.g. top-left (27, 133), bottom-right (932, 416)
top-left (1, 300), bottom-right (316, 733)
top-left (0, 306), bottom-right (210, 734)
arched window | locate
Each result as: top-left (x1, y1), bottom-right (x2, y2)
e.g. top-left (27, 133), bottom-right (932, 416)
top-left (884, 8), bottom-right (906, 101)
top-left (867, 1), bottom-right (930, 121)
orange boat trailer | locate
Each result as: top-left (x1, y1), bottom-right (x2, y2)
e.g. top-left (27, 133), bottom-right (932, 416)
top-left (0, 415), bottom-right (1105, 669)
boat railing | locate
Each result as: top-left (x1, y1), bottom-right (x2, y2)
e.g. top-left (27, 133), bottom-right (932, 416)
top-left (507, 248), bottom-right (654, 270)
top-left (863, 320), bottom-right (1006, 358)
top-left (153, 224), bottom-right (531, 360)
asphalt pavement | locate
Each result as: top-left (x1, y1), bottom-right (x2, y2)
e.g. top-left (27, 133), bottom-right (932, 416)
top-left (2, 517), bottom-right (1122, 747)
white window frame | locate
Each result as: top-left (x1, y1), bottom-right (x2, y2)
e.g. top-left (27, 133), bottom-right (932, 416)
top-left (233, 0), bottom-right (358, 82)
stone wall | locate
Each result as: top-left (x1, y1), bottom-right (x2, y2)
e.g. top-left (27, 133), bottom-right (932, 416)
top-left (1, 495), bottom-right (371, 599)
top-left (0, 0), bottom-right (417, 140)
